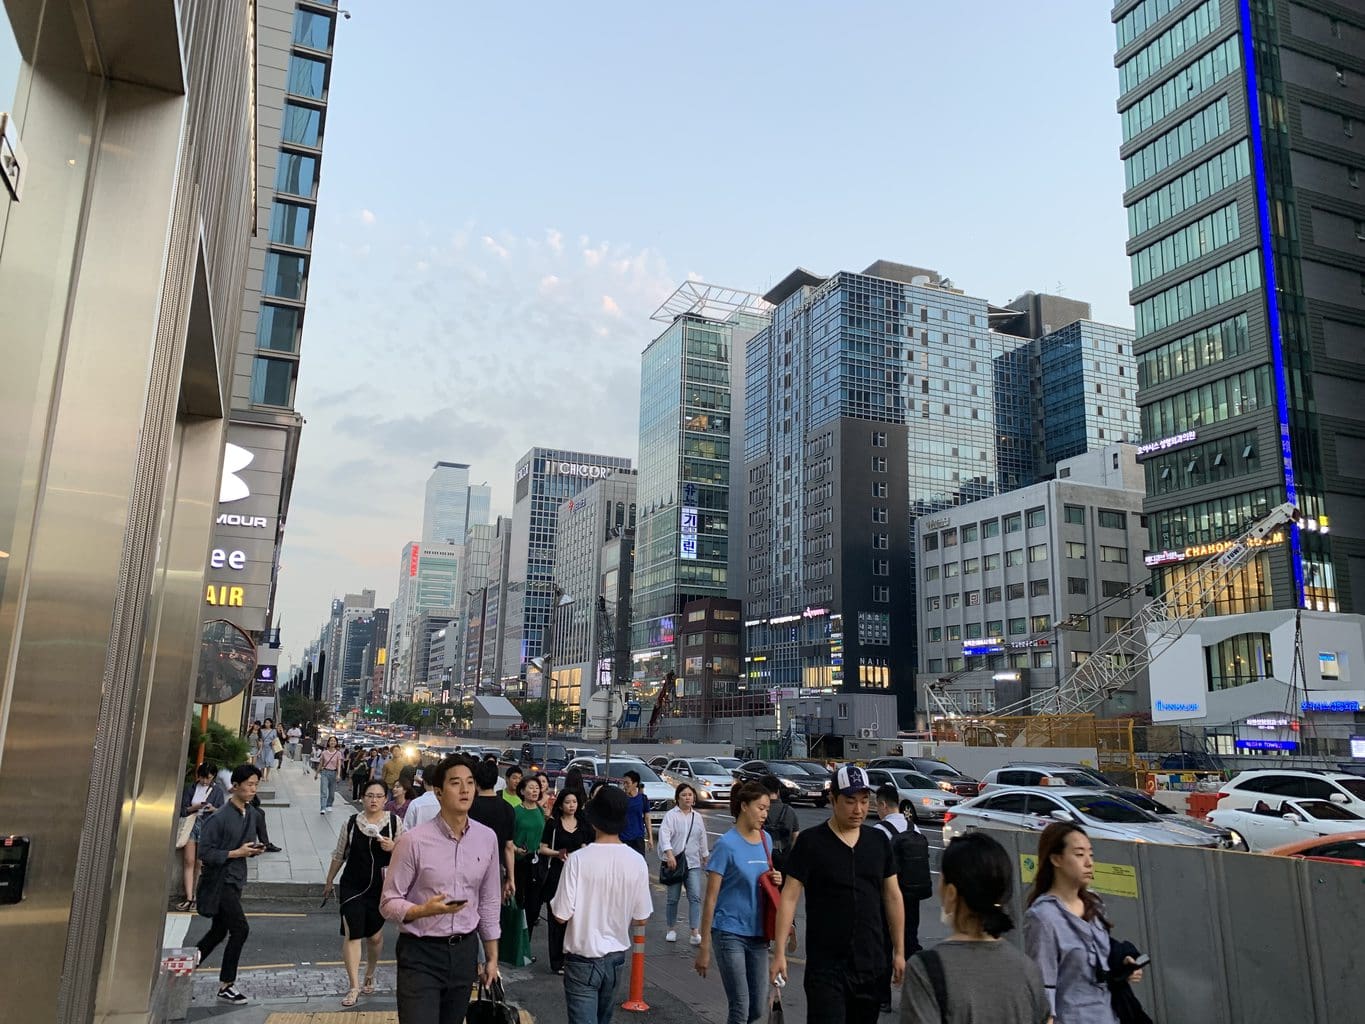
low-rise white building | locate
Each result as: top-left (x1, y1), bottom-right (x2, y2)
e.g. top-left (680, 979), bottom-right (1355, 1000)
top-left (915, 444), bottom-right (1150, 719)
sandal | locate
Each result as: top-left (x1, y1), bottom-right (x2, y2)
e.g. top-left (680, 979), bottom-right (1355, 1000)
top-left (341, 988), bottom-right (360, 1007)
top-left (362, 975), bottom-right (376, 995)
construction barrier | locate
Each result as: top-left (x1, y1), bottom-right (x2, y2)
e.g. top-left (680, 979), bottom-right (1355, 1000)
top-left (621, 919), bottom-right (649, 1012)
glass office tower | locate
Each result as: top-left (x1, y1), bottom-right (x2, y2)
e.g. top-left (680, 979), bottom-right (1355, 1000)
top-left (1114, 0), bottom-right (1365, 612)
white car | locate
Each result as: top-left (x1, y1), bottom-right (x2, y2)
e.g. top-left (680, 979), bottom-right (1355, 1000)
top-left (945, 786), bottom-right (1231, 848)
top-left (564, 756), bottom-right (674, 831)
top-left (1216, 770), bottom-right (1365, 816)
top-left (1207, 797), bottom-right (1365, 851)
top-left (660, 758), bottom-right (734, 806)
top-left (865, 767), bottom-right (963, 823)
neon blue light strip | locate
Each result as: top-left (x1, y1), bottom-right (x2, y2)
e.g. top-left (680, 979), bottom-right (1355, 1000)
top-left (1238, 0), bottom-right (1305, 605)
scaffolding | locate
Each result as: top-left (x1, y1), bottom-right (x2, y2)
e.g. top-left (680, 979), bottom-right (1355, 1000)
top-left (651, 280), bottom-right (773, 324)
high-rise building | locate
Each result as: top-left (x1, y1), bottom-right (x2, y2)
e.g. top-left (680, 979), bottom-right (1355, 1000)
top-left (551, 473), bottom-right (639, 714)
top-left (422, 461), bottom-right (491, 545)
top-left (369, 608), bottom-right (390, 702)
top-left (387, 543), bottom-right (460, 695)
top-left (503, 448), bottom-right (634, 693)
top-left (459, 520), bottom-right (503, 690)
top-left (631, 283), bottom-right (771, 692)
top-left (340, 607), bottom-right (379, 711)
top-left (327, 590), bottom-right (375, 700)
top-left (1113, 0), bottom-right (1363, 613)
top-left (742, 262), bottom-right (1135, 718)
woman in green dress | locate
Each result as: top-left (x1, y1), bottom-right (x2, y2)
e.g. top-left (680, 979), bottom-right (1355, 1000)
top-left (512, 775), bottom-right (548, 958)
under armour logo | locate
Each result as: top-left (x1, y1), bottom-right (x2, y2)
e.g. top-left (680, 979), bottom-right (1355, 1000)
top-left (220, 444), bottom-right (253, 503)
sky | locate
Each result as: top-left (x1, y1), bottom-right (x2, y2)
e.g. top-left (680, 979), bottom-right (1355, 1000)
top-left (276, 0), bottom-right (1133, 669)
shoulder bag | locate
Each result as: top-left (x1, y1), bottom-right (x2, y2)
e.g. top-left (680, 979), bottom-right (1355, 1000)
top-left (757, 831), bottom-right (782, 941)
top-left (918, 948), bottom-right (950, 1024)
top-left (659, 812), bottom-right (693, 885)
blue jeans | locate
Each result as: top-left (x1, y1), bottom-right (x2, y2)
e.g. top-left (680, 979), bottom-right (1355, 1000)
top-left (563, 951), bottom-right (626, 1024)
top-left (713, 930), bottom-right (770, 1024)
top-left (666, 866), bottom-right (704, 932)
top-left (319, 769), bottom-right (337, 811)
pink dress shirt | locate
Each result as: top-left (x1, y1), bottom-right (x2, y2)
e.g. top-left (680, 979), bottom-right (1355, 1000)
top-left (380, 814), bottom-right (502, 940)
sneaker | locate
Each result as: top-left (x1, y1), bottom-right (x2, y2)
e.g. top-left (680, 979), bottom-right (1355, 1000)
top-left (217, 986), bottom-right (247, 1004)
top-left (665, 930), bottom-right (677, 943)
top-left (690, 933), bottom-right (702, 946)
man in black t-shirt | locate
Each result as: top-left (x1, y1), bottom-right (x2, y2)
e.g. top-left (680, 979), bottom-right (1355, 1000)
top-left (470, 758), bottom-right (516, 901)
top-left (770, 764), bottom-right (905, 1024)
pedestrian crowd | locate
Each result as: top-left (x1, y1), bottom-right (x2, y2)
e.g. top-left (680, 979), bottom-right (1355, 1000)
top-left (183, 740), bottom-right (1151, 1024)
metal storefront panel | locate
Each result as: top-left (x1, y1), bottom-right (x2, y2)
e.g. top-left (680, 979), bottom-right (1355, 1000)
top-left (1139, 843), bottom-right (1231, 1024)
top-left (1298, 858), bottom-right (1365, 1022)
top-left (1219, 851), bottom-right (1313, 1024)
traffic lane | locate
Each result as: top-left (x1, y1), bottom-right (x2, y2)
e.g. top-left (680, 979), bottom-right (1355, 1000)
top-left (695, 802), bottom-right (949, 863)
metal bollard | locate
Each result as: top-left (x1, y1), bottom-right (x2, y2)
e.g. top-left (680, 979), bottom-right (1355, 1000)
top-left (621, 920), bottom-right (650, 1012)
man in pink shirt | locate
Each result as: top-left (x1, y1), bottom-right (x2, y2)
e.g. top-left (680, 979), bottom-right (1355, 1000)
top-left (381, 755), bottom-right (502, 1023)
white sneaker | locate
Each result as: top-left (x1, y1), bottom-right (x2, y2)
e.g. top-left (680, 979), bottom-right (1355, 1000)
top-left (690, 933), bottom-right (702, 946)
top-left (665, 930), bottom-right (677, 943)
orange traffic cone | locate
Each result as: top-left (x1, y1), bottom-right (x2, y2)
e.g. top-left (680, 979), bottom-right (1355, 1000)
top-left (621, 920), bottom-right (650, 1012)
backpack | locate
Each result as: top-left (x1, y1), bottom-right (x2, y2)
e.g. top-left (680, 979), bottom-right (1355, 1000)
top-left (876, 819), bottom-right (932, 900)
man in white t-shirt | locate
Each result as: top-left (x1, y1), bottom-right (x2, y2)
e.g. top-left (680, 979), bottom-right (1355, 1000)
top-left (285, 725), bottom-right (302, 762)
top-left (551, 785), bottom-right (653, 1024)
top-left (403, 770), bottom-right (442, 829)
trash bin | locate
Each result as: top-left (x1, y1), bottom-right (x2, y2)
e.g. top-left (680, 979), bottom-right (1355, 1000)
top-left (158, 947), bottom-right (197, 1022)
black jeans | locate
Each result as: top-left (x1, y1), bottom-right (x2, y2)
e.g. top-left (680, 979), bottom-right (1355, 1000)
top-left (197, 885), bottom-right (249, 985)
top-left (885, 897), bottom-right (922, 1004)
top-left (395, 932), bottom-right (478, 1024)
top-left (805, 964), bottom-right (883, 1024)
top-left (548, 915), bottom-right (568, 972)
top-left (351, 771), bottom-right (370, 800)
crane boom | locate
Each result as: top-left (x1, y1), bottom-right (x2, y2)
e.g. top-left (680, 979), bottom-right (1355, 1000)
top-left (926, 502), bottom-right (1301, 723)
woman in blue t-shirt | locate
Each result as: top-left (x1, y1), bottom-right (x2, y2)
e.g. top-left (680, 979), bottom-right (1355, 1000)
top-left (694, 780), bottom-right (784, 1024)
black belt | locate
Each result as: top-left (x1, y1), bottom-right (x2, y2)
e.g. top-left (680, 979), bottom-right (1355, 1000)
top-left (406, 931), bottom-right (475, 944)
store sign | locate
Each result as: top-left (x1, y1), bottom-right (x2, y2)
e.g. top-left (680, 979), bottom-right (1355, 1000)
top-left (1350, 736), bottom-right (1365, 758)
top-left (680, 505), bottom-right (698, 560)
top-left (1144, 549), bottom-right (1185, 567)
top-left (920, 516), bottom-right (950, 532)
top-left (205, 584), bottom-right (245, 607)
top-left (1135, 430), bottom-right (1197, 459)
top-left (1143, 532), bottom-right (1285, 567)
top-left (409, 546), bottom-right (420, 577)
top-left (209, 548), bottom-right (247, 571)
top-left (1235, 738), bottom-right (1298, 752)
top-left (215, 512), bottom-right (270, 529)
top-left (1301, 699), bottom-right (1362, 713)
top-left (963, 638), bottom-right (1005, 656)
top-left (219, 444), bottom-right (253, 503)
top-left (1246, 716), bottom-right (1290, 729)
top-left (547, 461), bottom-right (614, 479)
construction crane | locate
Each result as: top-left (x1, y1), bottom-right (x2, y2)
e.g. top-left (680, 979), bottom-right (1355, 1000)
top-left (924, 502), bottom-right (1303, 725)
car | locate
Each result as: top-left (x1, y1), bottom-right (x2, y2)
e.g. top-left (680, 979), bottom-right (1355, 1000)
top-left (1264, 830), bottom-right (1365, 867)
top-left (1095, 787), bottom-right (1245, 849)
top-left (1216, 770), bottom-right (1365, 816)
top-left (564, 756), bottom-right (674, 829)
top-left (864, 767), bottom-right (962, 823)
top-left (732, 760), bottom-right (828, 805)
top-left (564, 747), bottom-right (598, 761)
top-left (1206, 797), bottom-right (1365, 851)
top-left (868, 757), bottom-right (980, 797)
top-left (499, 748), bottom-right (521, 765)
top-left (709, 756), bottom-right (743, 772)
top-left (979, 764), bottom-right (1111, 793)
top-left (945, 786), bottom-right (1233, 848)
top-left (645, 756), bottom-right (670, 772)
top-left (520, 741), bottom-right (569, 772)
top-left (660, 758), bottom-right (735, 806)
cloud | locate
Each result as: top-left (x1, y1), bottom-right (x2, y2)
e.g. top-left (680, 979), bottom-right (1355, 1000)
top-left (540, 274), bottom-right (560, 292)
top-left (546, 229), bottom-right (563, 252)
top-left (360, 209), bottom-right (376, 225)
top-left (601, 294), bottom-right (621, 315)
top-left (482, 235), bottom-right (510, 259)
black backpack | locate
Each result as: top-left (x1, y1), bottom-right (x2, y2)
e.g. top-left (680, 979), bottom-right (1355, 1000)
top-left (876, 820), bottom-right (932, 900)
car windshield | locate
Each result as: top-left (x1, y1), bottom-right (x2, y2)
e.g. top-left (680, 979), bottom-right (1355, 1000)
top-left (598, 761), bottom-right (661, 783)
top-left (783, 763), bottom-right (828, 778)
top-left (713, 758), bottom-right (741, 768)
top-left (1114, 790), bottom-right (1171, 814)
top-left (893, 771), bottom-right (938, 790)
top-left (690, 761), bottom-right (729, 777)
top-left (528, 743), bottom-right (568, 761)
top-left (1335, 778), bottom-right (1365, 801)
top-left (1298, 800), bottom-right (1362, 821)
top-left (1067, 793), bottom-right (1157, 824)
top-left (768, 763), bottom-right (807, 777)
top-left (1053, 771), bottom-right (1104, 788)
top-left (915, 760), bottom-right (959, 776)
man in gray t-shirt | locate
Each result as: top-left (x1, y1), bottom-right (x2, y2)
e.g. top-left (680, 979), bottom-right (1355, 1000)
top-left (901, 940), bottom-right (1050, 1024)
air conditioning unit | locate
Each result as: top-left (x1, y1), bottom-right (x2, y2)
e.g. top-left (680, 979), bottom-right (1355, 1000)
top-left (859, 727), bottom-right (875, 739)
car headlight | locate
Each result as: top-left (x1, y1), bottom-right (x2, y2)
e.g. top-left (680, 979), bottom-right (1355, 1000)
top-left (937, 781), bottom-right (955, 792)
top-left (780, 777), bottom-right (799, 789)
top-left (1226, 829), bottom-right (1248, 851)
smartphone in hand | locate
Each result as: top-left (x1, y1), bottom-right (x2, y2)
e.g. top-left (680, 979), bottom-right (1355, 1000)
top-left (444, 898), bottom-right (469, 909)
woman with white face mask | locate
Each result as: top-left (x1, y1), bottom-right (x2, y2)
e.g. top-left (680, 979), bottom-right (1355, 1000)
top-left (900, 832), bottom-right (1052, 1024)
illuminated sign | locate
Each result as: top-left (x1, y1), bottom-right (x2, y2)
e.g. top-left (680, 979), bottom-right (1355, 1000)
top-left (1351, 736), bottom-right (1365, 758)
top-left (680, 505), bottom-right (698, 560)
top-left (547, 461), bottom-right (614, 479)
top-left (216, 513), bottom-right (270, 529)
top-left (769, 614), bottom-right (800, 625)
top-left (516, 463), bottom-right (530, 483)
top-left (209, 548), bottom-right (247, 571)
top-left (680, 535), bottom-right (698, 559)
top-left (1302, 699), bottom-right (1362, 713)
top-left (1245, 716), bottom-right (1290, 729)
top-left (409, 546), bottom-right (420, 577)
top-left (1144, 549), bottom-right (1185, 567)
top-left (1154, 699), bottom-right (1202, 715)
top-left (1135, 430), bottom-right (1197, 459)
top-left (1235, 738), bottom-right (1298, 751)
top-left (963, 638), bottom-right (1005, 656)
top-left (802, 606), bottom-right (829, 619)
top-left (219, 443), bottom-right (253, 503)
top-left (1143, 532), bottom-right (1285, 567)
top-left (205, 584), bottom-right (245, 607)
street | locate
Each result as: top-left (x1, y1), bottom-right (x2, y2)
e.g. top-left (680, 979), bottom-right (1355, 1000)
top-left (177, 799), bottom-right (950, 1021)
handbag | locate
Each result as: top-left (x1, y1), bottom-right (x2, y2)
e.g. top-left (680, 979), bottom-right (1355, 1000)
top-left (758, 831), bottom-right (782, 941)
top-left (498, 896), bottom-right (533, 967)
top-left (768, 987), bottom-right (785, 1024)
top-left (271, 737), bottom-right (283, 754)
top-left (467, 977), bottom-right (522, 1024)
top-left (174, 814), bottom-right (195, 850)
top-left (659, 813), bottom-right (694, 885)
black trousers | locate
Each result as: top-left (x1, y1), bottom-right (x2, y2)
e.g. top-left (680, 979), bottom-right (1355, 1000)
top-left (197, 885), bottom-right (249, 985)
top-left (885, 897), bottom-right (922, 1004)
top-left (805, 964), bottom-right (884, 1024)
top-left (248, 795), bottom-right (270, 846)
top-left (548, 915), bottom-right (568, 972)
top-left (395, 932), bottom-right (478, 1024)
top-left (351, 771), bottom-right (370, 800)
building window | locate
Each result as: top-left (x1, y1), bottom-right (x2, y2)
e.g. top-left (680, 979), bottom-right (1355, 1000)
top-left (1205, 632), bottom-right (1272, 691)
top-left (1319, 652), bottom-right (1341, 680)
top-left (872, 456), bottom-right (887, 472)
top-left (926, 596), bottom-right (940, 612)
top-left (251, 357), bottom-right (294, 407)
top-left (943, 528), bottom-right (958, 547)
top-left (1100, 546), bottom-right (1128, 563)
top-left (275, 151), bottom-right (319, 197)
top-left (986, 620), bottom-right (1003, 636)
top-left (984, 553), bottom-right (1000, 571)
top-left (1102, 579), bottom-right (1131, 598)
top-left (985, 586), bottom-right (1002, 603)
top-left (287, 54), bottom-right (329, 100)
top-left (874, 533), bottom-right (889, 550)
top-left (264, 251), bottom-right (307, 300)
top-left (927, 659), bottom-right (943, 673)
top-left (1008, 618), bottom-right (1027, 635)
top-left (961, 524), bottom-right (978, 542)
top-left (872, 432), bottom-right (887, 447)
top-left (982, 518), bottom-right (1000, 538)
top-left (1031, 614), bottom-right (1052, 632)
top-left (1006, 549), bottom-right (1024, 567)
top-left (947, 625), bottom-right (962, 641)
top-left (687, 609), bottom-right (706, 622)
top-left (269, 201), bottom-right (313, 248)
top-left (965, 622), bottom-right (983, 639)
top-left (1034, 651), bottom-right (1055, 669)
top-left (946, 593), bottom-right (960, 608)
top-left (944, 562), bottom-right (959, 578)
top-left (922, 530), bottom-right (937, 550)
top-left (924, 566), bottom-right (940, 582)
top-left (1104, 616), bottom-right (1127, 634)
top-left (874, 508), bottom-right (889, 524)
top-left (1066, 542), bottom-right (1088, 560)
top-left (1005, 514), bottom-right (1023, 534)
top-left (874, 586), bottom-right (890, 603)
top-left (1028, 544), bottom-right (1047, 563)
top-left (1007, 582), bottom-right (1025, 600)
top-left (964, 557), bottom-right (979, 574)
top-left (874, 560), bottom-right (890, 577)
top-left (1027, 508), bottom-right (1046, 528)
top-left (927, 627), bottom-right (942, 643)
top-left (1098, 509), bottom-right (1128, 530)
top-left (1064, 504), bottom-right (1085, 525)
top-left (873, 482), bottom-right (887, 498)
top-left (293, 8), bottom-right (335, 50)
top-left (282, 102), bottom-right (323, 146)
top-left (1068, 577), bottom-right (1088, 595)
top-left (257, 303), bottom-right (301, 352)
top-left (1030, 579), bottom-right (1050, 597)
